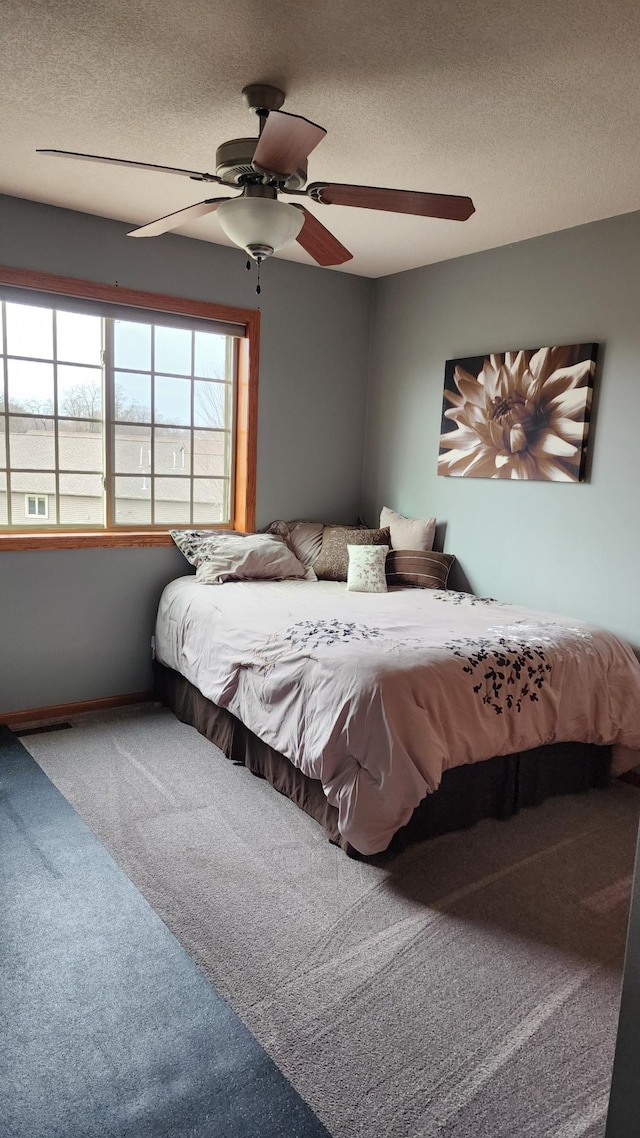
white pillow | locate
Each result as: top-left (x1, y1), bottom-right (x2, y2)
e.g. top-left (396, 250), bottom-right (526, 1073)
top-left (170, 528), bottom-right (246, 565)
top-left (380, 506), bottom-right (436, 552)
top-left (346, 544), bottom-right (389, 593)
top-left (195, 533), bottom-right (307, 584)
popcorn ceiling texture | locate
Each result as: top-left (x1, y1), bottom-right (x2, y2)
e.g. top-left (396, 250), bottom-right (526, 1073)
top-left (3, 0), bottom-right (640, 276)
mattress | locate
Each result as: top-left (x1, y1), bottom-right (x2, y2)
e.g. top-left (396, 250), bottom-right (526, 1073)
top-left (155, 577), bottom-right (640, 854)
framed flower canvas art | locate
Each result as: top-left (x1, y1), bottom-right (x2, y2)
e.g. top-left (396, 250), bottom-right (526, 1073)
top-left (438, 343), bottom-right (598, 481)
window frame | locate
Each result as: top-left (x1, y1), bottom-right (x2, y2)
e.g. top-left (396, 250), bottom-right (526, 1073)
top-left (0, 265), bottom-right (259, 551)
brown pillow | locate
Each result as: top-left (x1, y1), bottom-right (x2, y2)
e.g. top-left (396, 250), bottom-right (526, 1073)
top-left (314, 526), bottom-right (390, 582)
top-left (265, 519), bottom-right (324, 571)
top-left (385, 550), bottom-right (455, 589)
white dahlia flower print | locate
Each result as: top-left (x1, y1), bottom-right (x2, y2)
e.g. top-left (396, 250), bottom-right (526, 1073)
top-left (438, 345), bottom-right (597, 481)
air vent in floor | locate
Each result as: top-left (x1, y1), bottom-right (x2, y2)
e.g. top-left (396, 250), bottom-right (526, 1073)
top-left (15, 721), bottom-right (73, 737)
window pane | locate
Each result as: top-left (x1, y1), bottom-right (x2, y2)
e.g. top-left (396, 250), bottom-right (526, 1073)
top-left (0, 416), bottom-right (6, 469)
top-left (114, 424), bottom-right (152, 476)
top-left (195, 331), bottom-right (227, 379)
top-left (9, 418), bottom-right (55, 469)
top-left (155, 375), bottom-right (191, 427)
top-left (153, 477), bottom-right (190, 525)
top-left (58, 364), bottom-right (102, 419)
top-left (0, 472), bottom-right (7, 524)
top-left (58, 422), bottom-right (103, 471)
top-left (56, 311), bottom-right (102, 366)
top-left (155, 326), bottom-right (192, 376)
top-left (8, 359), bottom-right (54, 412)
top-left (59, 474), bottom-right (104, 525)
top-left (114, 321), bottom-right (151, 371)
top-left (192, 478), bottom-right (228, 524)
top-left (193, 430), bottom-right (226, 477)
top-left (6, 302), bottom-right (53, 360)
top-left (194, 380), bottom-right (228, 429)
top-left (114, 476), bottom-right (151, 524)
top-left (155, 428), bottom-right (190, 476)
top-left (114, 371), bottom-right (152, 423)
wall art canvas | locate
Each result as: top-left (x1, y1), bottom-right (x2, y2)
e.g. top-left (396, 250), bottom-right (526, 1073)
top-left (438, 343), bottom-right (598, 481)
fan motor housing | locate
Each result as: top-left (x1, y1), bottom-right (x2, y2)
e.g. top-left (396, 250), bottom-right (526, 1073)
top-left (215, 138), bottom-right (307, 190)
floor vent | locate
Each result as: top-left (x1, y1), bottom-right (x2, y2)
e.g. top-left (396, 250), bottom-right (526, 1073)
top-left (15, 721), bottom-right (73, 737)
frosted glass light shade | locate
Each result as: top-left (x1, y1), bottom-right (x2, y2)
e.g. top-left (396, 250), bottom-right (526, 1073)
top-left (217, 197), bottom-right (304, 254)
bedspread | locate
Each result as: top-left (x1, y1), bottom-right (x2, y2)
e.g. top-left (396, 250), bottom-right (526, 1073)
top-left (155, 578), bottom-right (640, 853)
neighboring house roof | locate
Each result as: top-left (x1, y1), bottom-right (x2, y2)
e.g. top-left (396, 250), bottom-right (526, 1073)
top-left (6, 428), bottom-right (226, 501)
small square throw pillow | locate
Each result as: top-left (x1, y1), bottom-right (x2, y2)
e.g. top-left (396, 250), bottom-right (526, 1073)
top-left (380, 506), bottom-right (436, 552)
top-left (314, 526), bottom-right (390, 582)
top-left (346, 545), bottom-right (389, 592)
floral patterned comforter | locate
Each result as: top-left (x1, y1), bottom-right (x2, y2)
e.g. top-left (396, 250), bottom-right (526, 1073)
top-left (155, 578), bottom-right (640, 854)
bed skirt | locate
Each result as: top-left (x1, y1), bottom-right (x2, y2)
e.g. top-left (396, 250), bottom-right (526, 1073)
top-left (152, 661), bottom-right (611, 858)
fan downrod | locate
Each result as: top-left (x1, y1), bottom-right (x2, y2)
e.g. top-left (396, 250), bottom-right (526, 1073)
top-left (242, 84), bottom-right (285, 114)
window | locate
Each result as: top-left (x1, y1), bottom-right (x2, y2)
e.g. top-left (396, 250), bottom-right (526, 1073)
top-left (0, 267), bottom-right (259, 549)
top-left (26, 494), bottom-right (48, 519)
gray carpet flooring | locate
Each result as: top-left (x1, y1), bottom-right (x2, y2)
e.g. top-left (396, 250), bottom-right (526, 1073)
top-left (1, 725), bottom-right (330, 1138)
top-left (22, 704), bottom-right (640, 1138)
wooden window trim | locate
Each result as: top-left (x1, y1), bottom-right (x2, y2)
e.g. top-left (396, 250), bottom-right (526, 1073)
top-left (0, 265), bottom-right (260, 551)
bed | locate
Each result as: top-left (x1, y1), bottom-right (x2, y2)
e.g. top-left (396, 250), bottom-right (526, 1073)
top-left (153, 572), bottom-right (640, 856)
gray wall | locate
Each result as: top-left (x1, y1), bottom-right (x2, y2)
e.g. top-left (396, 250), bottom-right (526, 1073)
top-left (0, 194), bottom-right (372, 713)
top-left (4, 195), bottom-right (640, 713)
top-left (363, 211), bottom-right (640, 648)
top-left (0, 545), bottom-right (189, 710)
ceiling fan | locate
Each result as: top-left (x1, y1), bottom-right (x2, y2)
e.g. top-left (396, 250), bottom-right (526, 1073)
top-left (38, 83), bottom-right (475, 289)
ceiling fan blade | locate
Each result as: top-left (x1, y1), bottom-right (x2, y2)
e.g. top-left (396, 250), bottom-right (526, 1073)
top-left (127, 198), bottom-right (232, 238)
top-left (36, 149), bottom-right (221, 183)
top-left (293, 205), bottom-right (352, 267)
top-left (252, 111), bottom-right (326, 177)
top-left (307, 182), bottom-right (475, 221)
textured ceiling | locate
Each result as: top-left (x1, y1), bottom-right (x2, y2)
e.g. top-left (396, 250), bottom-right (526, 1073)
top-left (3, 0), bottom-right (640, 278)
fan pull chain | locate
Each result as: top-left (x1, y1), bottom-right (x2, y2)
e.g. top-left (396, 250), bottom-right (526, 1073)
top-left (245, 256), bottom-right (263, 294)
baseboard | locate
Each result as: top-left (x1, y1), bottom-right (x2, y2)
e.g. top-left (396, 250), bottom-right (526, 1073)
top-left (3, 691), bottom-right (153, 726)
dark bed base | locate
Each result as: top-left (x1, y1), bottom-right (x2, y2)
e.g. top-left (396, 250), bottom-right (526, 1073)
top-left (153, 661), bottom-right (611, 858)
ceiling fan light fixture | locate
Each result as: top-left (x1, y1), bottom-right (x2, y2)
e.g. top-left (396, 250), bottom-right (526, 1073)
top-left (216, 196), bottom-right (304, 261)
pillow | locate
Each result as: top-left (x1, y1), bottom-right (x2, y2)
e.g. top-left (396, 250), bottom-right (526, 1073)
top-left (385, 550), bottom-right (455, 589)
top-left (314, 526), bottom-right (390, 582)
top-left (265, 519), bottom-right (324, 576)
top-left (380, 506), bottom-right (436, 552)
top-left (170, 528), bottom-right (246, 566)
top-left (346, 545), bottom-right (389, 593)
top-left (265, 519), bottom-right (369, 578)
top-left (194, 533), bottom-right (307, 584)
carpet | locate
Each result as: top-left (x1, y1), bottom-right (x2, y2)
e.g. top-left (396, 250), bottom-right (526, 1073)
top-left (0, 724), bottom-right (330, 1138)
top-left (19, 704), bottom-right (640, 1138)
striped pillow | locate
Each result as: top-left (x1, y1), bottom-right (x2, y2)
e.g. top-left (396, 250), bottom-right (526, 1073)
top-left (386, 549), bottom-right (455, 589)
